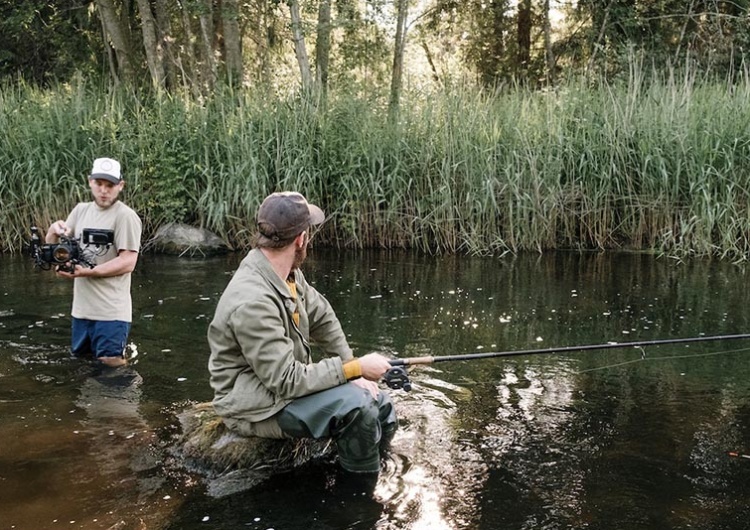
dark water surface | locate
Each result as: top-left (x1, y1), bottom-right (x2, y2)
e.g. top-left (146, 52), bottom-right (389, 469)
top-left (2, 250), bottom-right (750, 530)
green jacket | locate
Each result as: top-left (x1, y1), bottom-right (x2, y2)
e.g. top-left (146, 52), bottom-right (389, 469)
top-left (207, 249), bottom-right (353, 423)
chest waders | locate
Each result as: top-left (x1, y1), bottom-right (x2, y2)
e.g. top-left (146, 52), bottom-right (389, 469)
top-left (278, 383), bottom-right (398, 473)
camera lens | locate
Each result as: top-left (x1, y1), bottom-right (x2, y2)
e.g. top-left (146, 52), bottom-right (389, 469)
top-left (53, 246), bottom-right (71, 262)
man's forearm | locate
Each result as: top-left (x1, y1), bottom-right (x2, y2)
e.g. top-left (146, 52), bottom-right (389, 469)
top-left (81, 251), bottom-right (138, 277)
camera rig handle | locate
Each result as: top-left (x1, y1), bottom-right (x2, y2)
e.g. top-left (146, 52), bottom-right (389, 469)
top-left (30, 226), bottom-right (42, 249)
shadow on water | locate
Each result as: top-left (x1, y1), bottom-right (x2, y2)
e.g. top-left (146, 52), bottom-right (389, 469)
top-left (2, 250), bottom-right (750, 529)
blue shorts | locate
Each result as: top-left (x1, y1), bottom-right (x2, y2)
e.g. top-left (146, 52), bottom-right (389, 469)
top-left (71, 317), bottom-right (131, 359)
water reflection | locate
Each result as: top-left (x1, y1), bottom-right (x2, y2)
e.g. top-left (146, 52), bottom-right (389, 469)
top-left (76, 365), bottom-right (149, 471)
top-left (378, 381), bottom-right (486, 530)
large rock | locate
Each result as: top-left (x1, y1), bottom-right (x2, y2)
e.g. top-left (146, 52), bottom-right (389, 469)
top-left (165, 402), bottom-right (334, 497)
top-left (147, 223), bottom-right (230, 256)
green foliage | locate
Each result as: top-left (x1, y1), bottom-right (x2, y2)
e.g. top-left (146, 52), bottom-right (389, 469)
top-left (2, 0), bottom-right (747, 96)
top-left (329, 0), bottom-right (392, 90)
top-left (0, 0), bottom-right (103, 85)
top-left (561, 0), bottom-right (750, 80)
top-left (2, 63), bottom-right (750, 259)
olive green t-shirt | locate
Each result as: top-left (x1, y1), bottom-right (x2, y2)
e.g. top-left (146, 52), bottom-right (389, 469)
top-left (65, 201), bottom-right (142, 322)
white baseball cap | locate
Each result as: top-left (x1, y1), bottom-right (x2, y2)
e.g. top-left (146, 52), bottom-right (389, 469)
top-left (90, 157), bottom-right (122, 184)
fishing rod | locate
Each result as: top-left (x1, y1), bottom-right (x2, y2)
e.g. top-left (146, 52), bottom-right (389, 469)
top-left (382, 333), bottom-right (750, 391)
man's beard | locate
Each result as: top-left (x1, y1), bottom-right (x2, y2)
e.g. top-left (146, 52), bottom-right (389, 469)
top-left (292, 243), bottom-right (307, 270)
top-left (95, 197), bottom-right (120, 208)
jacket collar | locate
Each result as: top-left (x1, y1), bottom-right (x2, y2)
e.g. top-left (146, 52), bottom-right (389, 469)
top-left (246, 248), bottom-right (295, 300)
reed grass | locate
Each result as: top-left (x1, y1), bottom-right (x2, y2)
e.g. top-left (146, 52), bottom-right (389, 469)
top-left (2, 62), bottom-right (750, 259)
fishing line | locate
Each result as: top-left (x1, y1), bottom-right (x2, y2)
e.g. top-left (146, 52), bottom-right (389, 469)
top-left (383, 334), bottom-right (750, 390)
top-left (437, 345), bottom-right (750, 384)
top-left (386, 342), bottom-right (750, 389)
top-left (575, 345), bottom-right (750, 374)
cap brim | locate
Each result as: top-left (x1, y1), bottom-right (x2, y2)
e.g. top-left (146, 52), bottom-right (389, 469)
top-left (90, 173), bottom-right (121, 184)
top-left (308, 204), bottom-right (325, 225)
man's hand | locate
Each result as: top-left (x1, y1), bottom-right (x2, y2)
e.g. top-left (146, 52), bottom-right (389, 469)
top-left (342, 353), bottom-right (392, 397)
top-left (358, 352), bottom-right (392, 381)
top-left (351, 378), bottom-right (380, 399)
top-left (55, 263), bottom-right (92, 279)
top-left (46, 221), bottom-right (69, 243)
top-left (53, 251), bottom-right (138, 280)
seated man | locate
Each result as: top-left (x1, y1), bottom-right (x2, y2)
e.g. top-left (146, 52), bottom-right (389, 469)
top-left (207, 191), bottom-right (397, 473)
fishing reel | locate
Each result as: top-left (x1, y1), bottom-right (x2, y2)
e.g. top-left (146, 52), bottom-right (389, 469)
top-left (382, 365), bottom-right (412, 392)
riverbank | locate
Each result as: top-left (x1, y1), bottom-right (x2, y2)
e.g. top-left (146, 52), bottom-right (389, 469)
top-left (2, 65), bottom-right (750, 258)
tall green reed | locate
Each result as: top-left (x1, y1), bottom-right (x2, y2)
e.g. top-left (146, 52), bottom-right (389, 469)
top-left (1, 62), bottom-right (749, 259)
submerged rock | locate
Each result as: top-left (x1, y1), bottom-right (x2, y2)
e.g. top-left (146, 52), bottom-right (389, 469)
top-left (167, 402), bottom-right (333, 497)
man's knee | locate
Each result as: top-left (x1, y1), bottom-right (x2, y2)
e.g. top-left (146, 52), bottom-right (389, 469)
top-left (335, 389), bottom-right (398, 440)
top-left (334, 397), bottom-right (380, 436)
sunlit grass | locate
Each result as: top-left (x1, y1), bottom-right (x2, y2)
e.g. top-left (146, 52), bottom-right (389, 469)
top-left (1, 63), bottom-right (750, 259)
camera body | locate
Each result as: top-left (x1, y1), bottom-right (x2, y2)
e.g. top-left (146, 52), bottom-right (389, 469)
top-left (29, 226), bottom-right (114, 272)
top-left (37, 236), bottom-right (83, 266)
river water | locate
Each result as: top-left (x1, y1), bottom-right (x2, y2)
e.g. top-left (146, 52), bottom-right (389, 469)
top-left (1, 250), bottom-right (750, 530)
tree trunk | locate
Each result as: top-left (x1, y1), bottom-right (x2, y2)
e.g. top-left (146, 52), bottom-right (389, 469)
top-left (178, 0), bottom-right (202, 98)
top-left (154, 0), bottom-right (178, 90)
top-left (288, 0), bottom-right (313, 92)
top-left (315, 0), bottom-right (331, 95)
top-left (586, 2), bottom-right (611, 76)
top-left (99, 10), bottom-right (119, 82)
top-left (516, 0), bottom-right (532, 78)
top-left (388, 0), bottom-right (408, 120)
top-left (258, 1), bottom-right (274, 87)
top-left (420, 39), bottom-right (440, 83)
top-left (136, 0), bottom-right (166, 89)
top-left (198, 0), bottom-right (217, 91)
top-left (487, 0), bottom-right (506, 85)
top-left (221, 0), bottom-right (243, 84)
top-left (543, 0), bottom-right (554, 85)
top-left (674, 0), bottom-right (696, 63)
top-left (95, 0), bottom-right (137, 84)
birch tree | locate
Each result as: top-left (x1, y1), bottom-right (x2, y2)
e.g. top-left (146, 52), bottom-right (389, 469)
top-left (289, 0), bottom-right (313, 92)
top-left (516, 0), bottom-right (532, 77)
top-left (197, 0), bottom-right (217, 91)
top-left (315, 0), bottom-right (332, 95)
top-left (543, 0), bottom-right (554, 84)
top-left (154, 0), bottom-right (178, 89)
top-left (388, 0), bottom-right (409, 119)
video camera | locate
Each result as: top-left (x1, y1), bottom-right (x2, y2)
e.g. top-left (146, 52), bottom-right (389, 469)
top-left (29, 226), bottom-right (114, 273)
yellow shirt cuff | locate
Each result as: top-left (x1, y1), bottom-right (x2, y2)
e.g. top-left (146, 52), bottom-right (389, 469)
top-left (343, 359), bottom-right (362, 380)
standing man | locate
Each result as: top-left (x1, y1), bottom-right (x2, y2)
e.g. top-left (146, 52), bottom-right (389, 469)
top-left (208, 191), bottom-right (397, 474)
top-left (46, 157), bottom-right (142, 368)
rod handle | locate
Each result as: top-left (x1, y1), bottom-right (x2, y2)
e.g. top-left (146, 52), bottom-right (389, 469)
top-left (389, 356), bottom-right (434, 367)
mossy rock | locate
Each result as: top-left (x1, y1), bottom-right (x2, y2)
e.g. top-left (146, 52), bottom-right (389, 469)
top-left (168, 402), bottom-right (333, 497)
